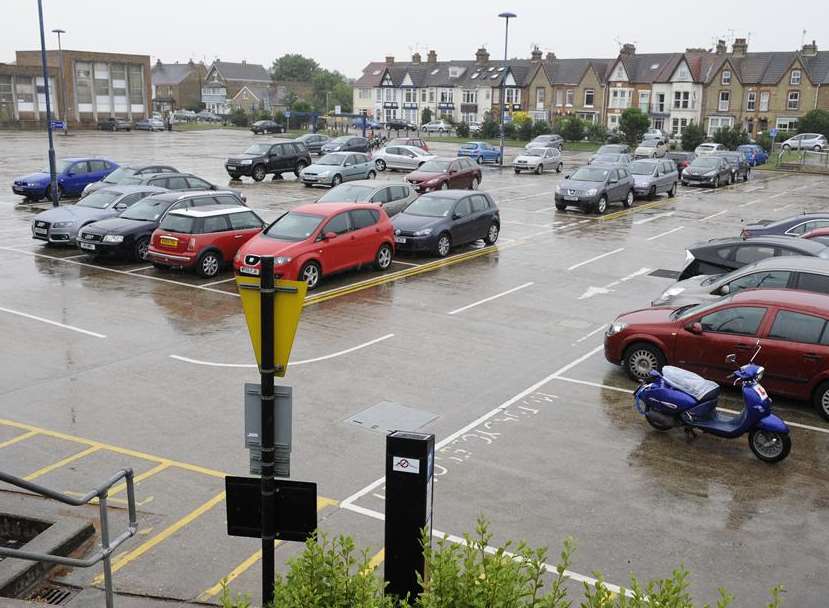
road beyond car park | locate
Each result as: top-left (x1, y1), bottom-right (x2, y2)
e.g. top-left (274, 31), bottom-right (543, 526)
top-left (3, 129), bottom-right (829, 606)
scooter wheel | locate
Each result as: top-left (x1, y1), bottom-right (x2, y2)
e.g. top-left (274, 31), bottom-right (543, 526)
top-left (645, 412), bottom-right (674, 431)
top-left (748, 429), bottom-right (791, 463)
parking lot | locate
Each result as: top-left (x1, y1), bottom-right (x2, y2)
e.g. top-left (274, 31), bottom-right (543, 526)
top-left (2, 129), bottom-right (829, 606)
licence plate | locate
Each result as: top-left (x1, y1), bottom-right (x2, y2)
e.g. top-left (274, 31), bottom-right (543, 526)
top-left (227, 166), bottom-right (236, 171)
top-left (79, 242), bottom-right (96, 251)
top-left (160, 236), bottom-right (178, 247)
top-left (394, 236), bottom-right (407, 244)
top-left (240, 265), bottom-right (260, 276)
top-left (564, 196), bottom-right (579, 201)
top-left (754, 385), bottom-right (768, 400)
top-left (34, 227), bottom-right (47, 235)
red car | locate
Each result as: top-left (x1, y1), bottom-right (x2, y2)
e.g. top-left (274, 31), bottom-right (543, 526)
top-left (405, 157), bottom-right (481, 193)
top-left (147, 205), bottom-right (264, 277)
top-left (605, 289), bottom-right (829, 419)
top-left (233, 202), bottom-right (395, 290)
top-left (801, 227), bottom-right (829, 246)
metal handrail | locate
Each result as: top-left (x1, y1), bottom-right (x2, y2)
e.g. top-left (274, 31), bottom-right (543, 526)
top-left (0, 468), bottom-right (138, 607)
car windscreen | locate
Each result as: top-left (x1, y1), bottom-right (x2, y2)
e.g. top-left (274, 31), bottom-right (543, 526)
top-left (103, 167), bottom-right (137, 184)
top-left (691, 158), bottom-right (719, 169)
top-left (639, 140), bottom-right (657, 147)
top-left (525, 149), bottom-right (544, 157)
top-left (264, 212), bottom-right (323, 241)
top-left (77, 190), bottom-right (122, 209)
top-left (159, 214), bottom-right (196, 234)
top-left (43, 160), bottom-right (73, 173)
top-left (460, 144), bottom-right (478, 150)
top-left (671, 296), bottom-right (735, 320)
top-left (332, 137), bottom-right (351, 144)
top-left (404, 196), bottom-right (455, 217)
top-left (570, 167), bottom-right (610, 182)
top-left (598, 145), bottom-right (624, 154)
top-left (317, 184), bottom-right (375, 203)
top-left (593, 154), bottom-right (620, 162)
top-left (119, 197), bottom-right (172, 221)
top-left (317, 154), bottom-right (346, 166)
top-left (245, 143), bottom-right (271, 155)
top-left (629, 161), bottom-right (656, 175)
top-left (418, 160), bottom-right (451, 172)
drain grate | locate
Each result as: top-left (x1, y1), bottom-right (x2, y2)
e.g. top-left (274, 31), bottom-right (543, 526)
top-left (649, 269), bottom-right (680, 279)
top-left (25, 583), bottom-right (79, 605)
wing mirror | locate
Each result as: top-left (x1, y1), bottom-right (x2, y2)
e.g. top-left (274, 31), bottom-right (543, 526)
top-left (725, 353), bottom-right (737, 365)
top-left (719, 284), bottom-right (731, 295)
top-left (114, 203), bottom-right (127, 211)
top-left (609, 178), bottom-right (618, 184)
top-left (685, 322), bottom-right (703, 335)
top-left (323, 231), bottom-right (337, 240)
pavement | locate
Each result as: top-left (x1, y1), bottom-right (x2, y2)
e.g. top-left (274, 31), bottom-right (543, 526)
top-left (0, 128), bottom-right (828, 606)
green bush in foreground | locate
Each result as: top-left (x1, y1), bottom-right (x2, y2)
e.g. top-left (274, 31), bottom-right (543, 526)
top-left (219, 519), bottom-right (784, 608)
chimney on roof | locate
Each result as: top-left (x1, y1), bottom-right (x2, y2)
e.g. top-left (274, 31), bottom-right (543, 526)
top-left (412, 52), bottom-right (421, 63)
top-left (530, 47), bottom-right (543, 62)
top-left (155, 59), bottom-right (162, 66)
top-left (188, 58), bottom-right (195, 66)
top-left (385, 56), bottom-right (395, 64)
top-left (732, 38), bottom-right (748, 56)
top-left (475, 47), bottom-right (490, 63)
top-left (621, 43), bottom-right (636, 57)
top-left (802, 40), bottom-right (818, 56)
top-left (716, 40), bottom-right (727, 55)
top-left (546, 52), bottom-right (557, 61)
top-left (427, 50), bottom-right (437, 64)
top-left (241, 59), bottom-right (247, 65)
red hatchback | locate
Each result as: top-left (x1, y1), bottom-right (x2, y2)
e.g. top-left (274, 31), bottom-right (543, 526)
top-left (233, 202), bottom-right (395, 290)
top-left (605, 289), bottom-right (829, 418)
top-left (405, 157), bottom-right (482, 193)
top-left (147, 205), bottom-right (264, 277)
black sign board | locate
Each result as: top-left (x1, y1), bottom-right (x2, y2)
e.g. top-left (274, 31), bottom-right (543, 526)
top-left (225, 476), bottom-right (317, 542)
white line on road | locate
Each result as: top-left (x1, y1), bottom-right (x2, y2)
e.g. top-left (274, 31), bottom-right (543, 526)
top-left (567, 248), bottom-right (624, 271)
top-left (773, 203), bottom-right (794, 212)
top-left (769, 192), bottom-right (788, 199)
top-left (572, 325), bottom-right (607, 345)
top-left (533, 205), bottom-right (559, 213)
top-left (633, 211), bottom-right (674, 225)
top-left (447, 282), bottom-right (534, 315)
top-left (126, 265), bottom-right (153, 273)
top-left (739, 198), bottom-right (763, 208)
top-left (0, 306), bottom-right (106, 338)
top-left (647, 226), bottom-right (684, 241)
top-left (390, 259), bottom-right (419, 267)
top-left (200, 277), bottom-right (237, 287)
top-left (500, 191), bottom-right (552, 203)
top-left (699, 210), bottom-right (727, 222)
top-left (792, 184), bottom-right (810, 192)
top-left (169, 333), bottom-right (395, 368)
top-left (743, 186), bottom-right (764, 193)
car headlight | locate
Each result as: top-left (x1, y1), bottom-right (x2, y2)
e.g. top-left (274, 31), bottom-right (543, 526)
top-left (394, 228), bottom-right (401, 235)
top-left (52, 221), bottom-right (75, 228)
top-left (28, 182), bottom-right (40, 187)
top-left (275, 256), bottom-right (292, 265)
top-left (103, 234), bottom-right (124, 243)
top-left (705, 171), bottom-right (716, 177)
top-left (555, 184), bottom-right (561, 193)
top-left (586, 188), bottom-right (598, 196)
top-left (664, 286), bottom-right (685, 297)
top-left (239, 159), bottom-right (253, 165)
top-left (413, 228), bottom-right (432, 236)
top-left (606, 321), bottom-right (627, 336)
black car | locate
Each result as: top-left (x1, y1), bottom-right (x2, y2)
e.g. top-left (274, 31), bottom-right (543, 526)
top-left (678, 235), bottom-right (829, 280)
top-left (321, 136), bottom-right (370, 154)
top-left (251, 120), bottom-right (284, 135)
top-left (741, 213), bottom-right (829, 239)
top-left (82, 164), bottom-right (179, 197)
top-left (77, 191), bottom-right (246, 261)
top-left (681, 156), bottom-right (733, 188)
top-left (385, 119), bottom-right (416, 131)
top-left (112, 172), bottom-right (246, 202)
top-left (554, 165), bottom-right (635, 214)
top-left (712, 151), bottom-right (751, 182)
top-left (294, 133), bottom-right (331, 155)
top-left (225, 141), bottom-right (311, 182)
top-left (97, 117), bottom-right (132, 131)
top-left (391, 190), bottom-right (500, 258)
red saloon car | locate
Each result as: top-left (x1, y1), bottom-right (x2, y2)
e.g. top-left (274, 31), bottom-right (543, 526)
top-left (147, 205), bottom-right (264, 277)
top-left (233, 202), bottom-right (395, 290)
top-left (604, 289), bottom-right (829, 419)
top-left (405, 157), bottom-right (482, 193)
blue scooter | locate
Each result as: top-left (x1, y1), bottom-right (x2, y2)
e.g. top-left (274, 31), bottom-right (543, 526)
top-left (633, 344), bottom-right (791, 463)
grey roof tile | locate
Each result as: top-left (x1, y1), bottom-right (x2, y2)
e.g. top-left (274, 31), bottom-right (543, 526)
top-left (212, 61), bottom-right (270, 83)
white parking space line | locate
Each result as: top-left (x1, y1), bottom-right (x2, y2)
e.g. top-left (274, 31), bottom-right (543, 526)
top-left (567, 248), bottom-right (624, 271)
top-left (533, 205), bottom-right (559, 213)
top-left (169, 333), bottom-right (395, 368)
top-left (200, 277), bottom-right (237, 287)
top-left (633, 211), bottom-right (674, 225)
top-left (647, 227), bottom-right (684, 241)
top-left (743, 186), bottom-right (765, 193)
top-left (792, 184), bottom-right (810, 192)
top-left (447, 282), bottom-right (534, 315)
top-left (739, 198), bottom-right (763, 208)
top-left (0, 306), bottom-right (106, 338)
top-left (699, 210), bottom-right (727, 222)
top-left (578, 267), bottom-right (651, 300)
top-left (127, 265), bottom-right (154, 273)
top-left (773, 203), bottom-right (794, 212)
top-left (572, 325), bottom-right (607, 345)
top-left (500, 191), bottom-right (552, 203)
top-left (501, 220), bottom-right (552, 228)
top-left (390, 259), bottom-right (419, 267)
top-left (769, 192), bottom-right (788, 199)
top-left (63, 254), bottom-right (89, 260)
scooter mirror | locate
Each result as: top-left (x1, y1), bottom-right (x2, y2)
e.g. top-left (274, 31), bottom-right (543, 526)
top-left (725, 353), bottom-right (737, 364)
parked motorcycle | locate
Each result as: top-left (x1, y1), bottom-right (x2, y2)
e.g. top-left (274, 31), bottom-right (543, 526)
top-left (633, 344), bottom-right (791, 463)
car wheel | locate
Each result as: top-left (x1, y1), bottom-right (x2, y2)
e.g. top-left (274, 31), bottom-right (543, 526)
top-left (134, 236), bottom-right (150, 261)
top-left (375, 159), bottom-right (387, 171)
top-left (623, 190), bottom-right (634, 208)
top-left (251, 165), bottom-right (267, 182)
top-left (435, 233), bottom-right (451, 258)
top-left (535, 164), bottom-right (543, 175)
top-left (470, 177), bottom-right (480, 190)
top-left (514, 169), bottom-right (521, 174)
top-left (814, 145), bottom-right (822, 152)
top-left (197, 251), bottom-right (222, 278)
top-left (712, 176), bottom-right (719, 189)
top-left (484, 222), bottom-right (499, 245)
top-left (596, 195), bottom-right (608, 214)
top-left (331, 174), bottom-right (342, 187)
top-left (813, 381), bottom-right (829, 421)
top-left (668, 183), bottom-right (676, 198)
top-left (294, 161), bottom-right (307, 177)
top-left (299, 261), bottom-right (321, 290)
top-left (648, 186), bottom-right (656, 199)
top-left (782, 144), bottom-right (790, 151)
top-left (476, 156), bottom-right (482, 165)
top-left (555, 200), bottom-right (567, 211)
top-left (374, 243), bottom-right (393, 271)
top-left (440, 182), bottom-right (449, 190)
top-left (623, 342), bottom-right (665, 381)
top-left (744, 170), bottom-right (750, 182)
top-left (367, 170), bottom-right (376, 180)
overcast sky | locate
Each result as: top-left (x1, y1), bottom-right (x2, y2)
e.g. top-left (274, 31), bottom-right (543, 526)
top-left (5, 0), bottom-right (827, 78)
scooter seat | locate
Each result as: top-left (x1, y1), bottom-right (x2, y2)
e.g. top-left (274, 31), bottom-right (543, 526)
top-left (661, 366), bottom-right (720, 402)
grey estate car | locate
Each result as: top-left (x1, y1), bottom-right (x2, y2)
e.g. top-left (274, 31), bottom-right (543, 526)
top-left (316, 180), bottom-right (417, 217)
top-left (554, 165), bottom-right (634, 214)
top-left (629, 159), bottom-right (678, 199)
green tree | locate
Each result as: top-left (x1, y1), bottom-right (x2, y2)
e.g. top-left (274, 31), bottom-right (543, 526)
top-left (619, 108), bottom-right (651, 147)
top-left (680, 121), bottom-right (706, 152)
top-left (502, 122), bottom-right (516, 139)
top-left (228, 108), bottom-right (249, 127)
top-left (310, 69), bottom-right (352, 112)
top-left (455, 122), bottom-right (470, 138)
top-left (798, 109), bottom-right (829, 139)
top-left (713, 125), bottom-right (750, 150)
top-left (480, 114), bottom-right (500, 138)
top-left (560, 116), bottom-right (586, 142)
top-left (284, 91), bottom-right (298, 110)
top-left (271, 54), bottom-right (319, 81)
top-left (586, 121), bottom-right (608, 143)
top-left (421, 107), bottom-right (432, 124)
top-left (532, 120), bottom-right (552, 137)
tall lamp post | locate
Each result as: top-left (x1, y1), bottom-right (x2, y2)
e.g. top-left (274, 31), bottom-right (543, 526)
top-left (51, 29), bottom-right (67, 136)
top-left (497, 12), bottom-right (516, 167)
top-left (36, 0), bottom-right (58, 207)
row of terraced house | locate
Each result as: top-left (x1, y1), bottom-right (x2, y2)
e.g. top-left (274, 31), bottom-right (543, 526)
top-left (353, 39), bottom-right (829, 139)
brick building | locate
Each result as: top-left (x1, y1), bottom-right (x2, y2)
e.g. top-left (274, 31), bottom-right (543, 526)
top-left (151, 59), bottom-right (207, 113)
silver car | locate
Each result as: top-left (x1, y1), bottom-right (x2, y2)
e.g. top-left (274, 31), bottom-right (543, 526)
top-left (81, 164), bottom-right (179, 197)
top-left (31, 185), bottom-right (166, 244)
top-left (633, 139), bottom-right (667, 159)
top-left (781, 132), bottom-right (828, 152)
top-left (652, 256), bottom-right (829, 308)
top-left (629, 158), bottom-right (678, 198)
top-left (374, 145), bottom-right (436, 172)
top-left (299, 152), bottom-right (375, 187)
top-left (316, 180), bottom-right (417, 217)
top-left (513, 147), bottom-right (562, 174)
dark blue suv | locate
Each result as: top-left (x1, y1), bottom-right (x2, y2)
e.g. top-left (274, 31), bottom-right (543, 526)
top-left (12, 157), bottom-right (118, 202)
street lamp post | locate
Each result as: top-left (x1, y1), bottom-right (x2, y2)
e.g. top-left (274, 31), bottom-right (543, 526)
top-left (498, 12), bottom-right (516, 167)
top-left (51, 28), bottom-right (67, 136)
top-left (36, 0), bottom-right (58, 207)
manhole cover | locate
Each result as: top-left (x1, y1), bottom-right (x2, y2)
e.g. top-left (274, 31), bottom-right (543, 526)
top-left (347, 401), bottom-right (438, 434)
top-left (25, 583), bottom-right (79, 605)
top-left (649, 269), bottom-right (679, 279)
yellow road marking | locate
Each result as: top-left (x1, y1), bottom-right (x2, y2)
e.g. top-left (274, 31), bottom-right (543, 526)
top-left (93, 490), bottom-right (227, 585)
top-left (363, 548), bottom-right (385, 575)
top-left (0, 430), bottom-right (38, 449)
top-left (109, 462), bottom-right (172, 498)
top-left (64, 490), bottom-right (155, 508)
top-left (197, 496), bottom-right (340, 601)
top-left (24, 446), bottom-right (101, 481)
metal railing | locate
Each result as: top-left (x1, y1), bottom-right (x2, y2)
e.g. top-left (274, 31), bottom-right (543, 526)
top-left (0, 469), bottom-right (137, 608)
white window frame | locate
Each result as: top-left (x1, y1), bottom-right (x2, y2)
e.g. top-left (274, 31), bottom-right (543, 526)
top-left (639, 91), bottom-right (650, 111)
top-left (787, 91), bottom-right (800, 111)
top-left (420, 89), bottom-right (427, 102)
top-left (565, 89), bottom-right (574, 107)
top-left (776, 117), bottom-right (799, 131)
top-left (790, 70), bottom-right (801, 85)
top-left (535, 87), bottom-right (545, 109)
top-left (718, 91), bottom-right (730, 112)
top-left (584, 88), bottom-right (595, 108)
top-left (555, 89), bottom-right (564, 107)
top-left (375, 88), bottom-right (382, 102)
top-left (746, 91), bottom-right (756, 111)
top-left (463, 89), bottom-right (478, 104)
top-left (707, 115), bottom-right (733, 136)
top-left (722, 70), bottom-right (731, 85)
top-left (609, 88), bottom-right (631, 109)
top-left (608, 113), bottom-right (620, 129)
top-left (759, 91), bottom-right (770, 112)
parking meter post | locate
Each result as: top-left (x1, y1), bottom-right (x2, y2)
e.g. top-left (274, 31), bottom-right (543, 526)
top-left (384, 431), bottom-right (435, 601)
top-left (260, 256), bottom-right (276, 604)
top-left (362, 111), bottom-right (367, 139)
top-left (36, 0), bottom-right (59, 207)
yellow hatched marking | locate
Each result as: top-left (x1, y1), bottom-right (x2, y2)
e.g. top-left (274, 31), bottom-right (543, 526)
top-left (0, 430), bottom-right (38, 449)
top-left (24, 446), bottom-right (101, 481)
top-left (363, 548), bottom-right (385, 575)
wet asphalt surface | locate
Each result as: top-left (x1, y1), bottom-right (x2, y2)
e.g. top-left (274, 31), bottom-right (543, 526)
top-left (1, 129), bottom-right (829, 605)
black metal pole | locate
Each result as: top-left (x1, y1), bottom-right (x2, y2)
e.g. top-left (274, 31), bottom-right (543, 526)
top-left (36, 0), bottom-right (58, 207)
top-left (260, 256), bottom-right (276, 605)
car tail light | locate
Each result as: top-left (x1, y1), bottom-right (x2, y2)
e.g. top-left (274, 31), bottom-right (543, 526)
top-left (187, 237), bottom-right (196, 251)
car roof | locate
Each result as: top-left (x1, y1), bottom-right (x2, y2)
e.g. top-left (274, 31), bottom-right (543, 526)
top-left (96, 184), bottom-right (168, 195)
top-left (64, 157), bottom-right (111, 162)
top-left (630, 158), bottom-right (660, 164)
top-left (730, 288), bottom-right (829, 312)
top-left (168, 204), bottom-right (250, 217)
top-left (138, 172), bottom-right (198, 180)
top-left (699, 235), bottom-right (827, 252)
top-left (765, 213), bottom-right (829, 227)
top-left (292, 202), bottom-right (377, 215)
top-left (419, 190), bottom-right (479, 200)
top-left (730, 254), bottom-right (829, 274)
top-left (144, 190), bottom-right (234, 202)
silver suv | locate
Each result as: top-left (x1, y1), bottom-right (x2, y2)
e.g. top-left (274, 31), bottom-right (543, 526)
top-left (781, 133), bottom-right (828, 151)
